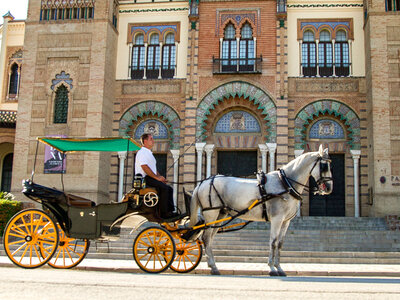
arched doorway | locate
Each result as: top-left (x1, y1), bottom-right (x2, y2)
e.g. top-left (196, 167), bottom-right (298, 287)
top-left (1, 153), bottom-right (13, 192)
top-left (294, 100), bottom-right (361, 217)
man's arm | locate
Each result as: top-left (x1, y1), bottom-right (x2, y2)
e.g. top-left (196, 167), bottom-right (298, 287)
top-left (141, 164), bottom-right (167, 183)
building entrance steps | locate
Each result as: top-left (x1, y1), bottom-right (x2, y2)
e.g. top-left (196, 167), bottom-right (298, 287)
top-left (1, 217), bottom-right (399, 265)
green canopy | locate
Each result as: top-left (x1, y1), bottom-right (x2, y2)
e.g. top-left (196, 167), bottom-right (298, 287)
top-left (38, 137), bottom-right (141, 153)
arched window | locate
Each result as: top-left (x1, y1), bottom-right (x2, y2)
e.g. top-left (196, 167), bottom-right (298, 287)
top-left (335, 30), bottom-right (350, 76)
top-left (318, 30), bottom-right (333, 76)
top-left (147, 33), bottom-right (160, 79)
top-left (8, 63), bottom-right (19, 97)
top-left (302, 30), bottom-right (317, 77)
top-left (54, 85), bottom-right (69, 124)
top-left (1, 153), bottom-right (13, 192)
top-left (161, 33), bottom-right (176, 79)
top-left (222, 23), bottom-right (237, 72)
top-left (239, 23), bottom-right (255, 71)
top-left (131, 34), bottom-right (145, 79)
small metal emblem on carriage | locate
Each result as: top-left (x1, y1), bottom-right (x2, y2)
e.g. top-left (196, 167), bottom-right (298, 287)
top-left (80, 212), bottom-right (84, 217)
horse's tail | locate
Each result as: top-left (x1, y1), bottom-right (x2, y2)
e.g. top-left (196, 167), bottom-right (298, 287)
top-left (188, 185), bottom-right (200, 227)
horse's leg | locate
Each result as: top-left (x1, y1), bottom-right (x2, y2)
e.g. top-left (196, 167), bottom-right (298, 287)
top-left (274, 220), bottom-right (290, 277)
top-left (201, 211), bottom-right (227, 275)
top-left (268, 217), bottom-right (283, 276)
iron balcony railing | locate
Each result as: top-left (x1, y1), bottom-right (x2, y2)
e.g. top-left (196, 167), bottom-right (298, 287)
top-left (129, 65), bottom-right (176, 80)
top-left (301, 63), bottom-right (351, 77)
top-left (212, 56), bottom-right (262, 74)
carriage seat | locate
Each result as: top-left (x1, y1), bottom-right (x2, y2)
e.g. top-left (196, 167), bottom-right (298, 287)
top-left (65, 193), bottom-right (95, 207)
top-left (139, 187), bottom-right (158, 196)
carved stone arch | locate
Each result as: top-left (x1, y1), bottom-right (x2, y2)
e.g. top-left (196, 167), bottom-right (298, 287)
top-left (318, 26), bottom-right (333, 40)
top-left (119, 101), bottom-right (181, 149)
top-left (238, 19), bottom-right (256, 37)
top-left (299, 26), bottom-right (317, 40)
top-left (161, 30), bottom-right (175, 43)
top-left (334, 26), bottom-right (350, 40)
top-left (196, 81), bottom-right (276, 143)
top-left (221, 19), bottom-right (238, 38)
top-left (51, 71), bottom-right (73, 91)
top-left (294, 100), bottom-right (360, 150)
top-left (147, 30), bottom-right (161, 44)
top-left (132, 30), bottom-right (146, 44)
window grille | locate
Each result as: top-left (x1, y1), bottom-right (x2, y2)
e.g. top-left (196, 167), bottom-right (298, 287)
top-left (54, 85), bottom-right (69, 124)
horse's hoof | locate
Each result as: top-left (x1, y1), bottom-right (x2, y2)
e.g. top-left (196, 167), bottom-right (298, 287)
top-left (269, 271), bottom-right (279, 276)
top-left (278, 271), bottom-right (287, 277)
top-left (211, 269), bottom-right (221, 275)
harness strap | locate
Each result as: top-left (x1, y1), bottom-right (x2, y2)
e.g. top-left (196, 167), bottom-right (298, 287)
top-left (278, 169), bottom-right (303, 201)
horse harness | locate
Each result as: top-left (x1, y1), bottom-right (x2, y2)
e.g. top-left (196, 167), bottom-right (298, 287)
top-left (200, 156), bottom-right (332, 225)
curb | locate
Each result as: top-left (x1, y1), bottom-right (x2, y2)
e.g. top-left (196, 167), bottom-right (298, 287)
top-left (2, 261), bottom-right (400, 277)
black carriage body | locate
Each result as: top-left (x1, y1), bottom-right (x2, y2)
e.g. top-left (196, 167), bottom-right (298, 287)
top-left (22, 180), bottom-right (129, 239)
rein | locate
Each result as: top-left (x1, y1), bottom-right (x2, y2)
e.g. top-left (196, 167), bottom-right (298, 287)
top-left (278, 156), bottom-right (333, 199)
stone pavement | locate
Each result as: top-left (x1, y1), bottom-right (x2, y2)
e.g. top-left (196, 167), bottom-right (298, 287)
top-left (1, 255), bottom-right (400, 277)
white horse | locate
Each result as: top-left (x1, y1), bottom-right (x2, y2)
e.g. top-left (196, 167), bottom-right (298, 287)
top-left (188, 145), bottom-right (333, 276)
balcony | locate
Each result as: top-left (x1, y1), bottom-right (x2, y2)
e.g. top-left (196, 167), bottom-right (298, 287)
top-left (213, 57), bottom-right (262, 75)
top-left (129, 65), bottom-right (176, 80)
top-left (302, 63), bottom-right (351, 77)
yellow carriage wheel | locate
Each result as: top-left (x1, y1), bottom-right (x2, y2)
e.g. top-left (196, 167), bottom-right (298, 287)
top-left (170, 239), bottom-right (202, 273)
top-left (133, 226), bottom-right (176, 273)
top-left (3, 209), bottom-right (59, 269)
top-left (42, 224), bottom-right (90, 269)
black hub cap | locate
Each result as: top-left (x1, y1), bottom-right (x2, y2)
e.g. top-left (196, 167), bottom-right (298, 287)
top-left (25, 236), bottom-right (32, 242)
top-left (148, 247), bottom-right (155, 253)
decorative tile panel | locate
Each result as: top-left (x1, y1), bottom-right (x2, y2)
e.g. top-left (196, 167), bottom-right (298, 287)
top-left (215, 111), bottom-right (261, 133)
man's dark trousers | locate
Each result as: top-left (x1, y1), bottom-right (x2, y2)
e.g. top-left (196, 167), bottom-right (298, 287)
top-left (145, 176), bottom-right (174, 217)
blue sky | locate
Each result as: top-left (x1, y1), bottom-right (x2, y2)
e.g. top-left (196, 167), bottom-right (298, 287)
top-left (0, 0), bottom-right (29, 23)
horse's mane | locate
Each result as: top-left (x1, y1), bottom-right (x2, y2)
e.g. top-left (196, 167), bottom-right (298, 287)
top-left (284, 151), bottom-right (319, 171)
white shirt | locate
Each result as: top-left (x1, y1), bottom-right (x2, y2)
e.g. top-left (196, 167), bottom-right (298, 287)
top-left (135, 146), bottom-right (157, 177)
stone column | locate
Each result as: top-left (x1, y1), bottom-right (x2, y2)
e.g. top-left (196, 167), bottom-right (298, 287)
top-left (266, 143), bottom-right (277, 172)
top-left (294, 149), bottom-right (304, 216)
top-left (204, 144), bottom-right (215, 178)
top-left (170, 149), bottom-right (180, 209)
top-left (258, 144), bottom-right (268, 172)
top-left (118, 151), bottom-right (127, 202)
top-left (350, 149), bottom-right (361, 217)
top-left (195, 143), bottom-right (206, 182)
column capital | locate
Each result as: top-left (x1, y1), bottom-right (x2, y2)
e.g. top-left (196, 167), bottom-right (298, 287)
top-left (170, 149), bottom-right (180, 160)
top-left (204, 144), bottom-right (215, 155)
top-left (118, 151), bottom-right (127, 159)
top-left (294, 149), bottom-right (304, 158)
top-left (258, 144), bottom-right (268, 153)
top-left (195, 142), bottom-right (206, 152)
top-left (350, 149), bottom-right (361, 160)
top-left (266, 143), bottom-right (277, 152)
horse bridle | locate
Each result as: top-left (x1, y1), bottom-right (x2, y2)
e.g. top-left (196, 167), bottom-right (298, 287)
top-left (279, 156), bottom-right (333, 198)
top-left (310, 156), bottom-right (333, 189)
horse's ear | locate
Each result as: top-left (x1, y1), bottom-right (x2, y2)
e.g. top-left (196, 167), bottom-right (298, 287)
top-left (324, 148), bottom-right (329, 156)
top-left (318, 144), bottom-right (323, 156)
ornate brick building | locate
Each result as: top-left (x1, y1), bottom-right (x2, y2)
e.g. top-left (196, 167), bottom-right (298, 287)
top-left (0, 0), bottom-right (399, 217)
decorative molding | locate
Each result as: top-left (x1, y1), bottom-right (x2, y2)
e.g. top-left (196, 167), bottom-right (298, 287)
top-left (288, 4), bottom-right (363, 8)
top-left (294, 100), bottom-right (360, 150)
top-left (119, 101), bottom-right (181, 149)
top-left (51, 71), bottom-right (73, 91)
top-left (120, 8), bottom-right (189, 14)
top-left (128, 22), bottom-right (181, 43)
top-left (196, 81), bottom-right (276, 143)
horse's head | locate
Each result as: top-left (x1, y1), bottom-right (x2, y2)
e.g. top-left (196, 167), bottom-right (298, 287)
top-left (310, 145), bottom-right (333, 195)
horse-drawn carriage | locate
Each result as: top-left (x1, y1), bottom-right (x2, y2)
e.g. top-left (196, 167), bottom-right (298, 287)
top-left (3, 137), bottom-right (202, 273)
top-left (3, 137), bottom-right (333, 276)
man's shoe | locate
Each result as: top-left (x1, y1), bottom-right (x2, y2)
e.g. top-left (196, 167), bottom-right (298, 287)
top-left (162, 212), bottom-right (180, 220)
